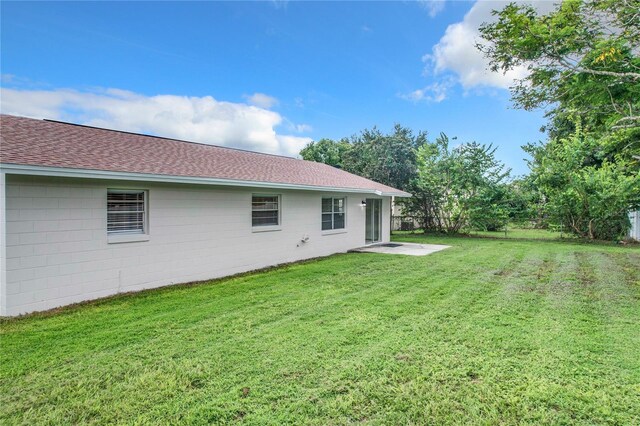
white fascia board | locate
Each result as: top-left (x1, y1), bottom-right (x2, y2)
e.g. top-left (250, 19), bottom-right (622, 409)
top-left (391, 192), bottom-right (413, 198)
top-left (0, 163), bottom-right (410, 197)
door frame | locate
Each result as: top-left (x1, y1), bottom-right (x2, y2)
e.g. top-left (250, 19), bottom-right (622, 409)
top-left (365, 198), bottom-right (382, 245)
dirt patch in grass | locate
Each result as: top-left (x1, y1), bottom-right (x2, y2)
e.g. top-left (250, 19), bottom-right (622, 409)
top-left (575, 252), bottom-right (597, 287)
top-left (500, 253), bottom-right (558, 297)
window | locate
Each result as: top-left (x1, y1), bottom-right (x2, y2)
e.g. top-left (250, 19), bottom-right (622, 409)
top-left (252, 195), bottom-right (280, 227)
top-left (322, 197), bottom-right (345, 230)
top-left (107, 190), bottom-right (147, 235)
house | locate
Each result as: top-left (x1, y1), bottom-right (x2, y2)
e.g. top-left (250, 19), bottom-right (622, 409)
top-left (390, 196), bottom-right (420, 232)
top-left (0, 115), bottom-right (410, 316)
top-left (630, 210), bottom-right (640, 241)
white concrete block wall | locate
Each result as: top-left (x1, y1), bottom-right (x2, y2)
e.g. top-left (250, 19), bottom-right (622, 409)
top-left (2, 174), bottom-right (390, 316)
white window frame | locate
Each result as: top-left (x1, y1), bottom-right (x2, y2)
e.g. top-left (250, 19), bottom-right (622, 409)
top-left (107, 189), bottom-right (150, 244)
top-left (251, 194), bottom-right (282, 232)
top-left (321, 197), bottom-right (347, 234)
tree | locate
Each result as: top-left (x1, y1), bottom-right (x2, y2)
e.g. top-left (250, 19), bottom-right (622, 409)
top-left (524, 124), bottom-right (640, 240)
top-left (478, 0), bottom-right (640, 239)
top-left (478, 0), bottom-right (640, 138)
top-left (342, 124), bottom-right (426, 191)
top-left (402, 134), bottom-right (511, 233)
top-left (300, 125), bottom-right (426, 191)
top-left (468, 183), bottom-right (511, 232)
top-left (300, 138), bottom-right (351, 169)
top-left (504, 177), bottom-right (547, 228)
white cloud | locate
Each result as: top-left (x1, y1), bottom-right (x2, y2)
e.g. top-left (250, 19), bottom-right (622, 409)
top-left (0, 87), bottom-right (311, 157)
top-left (276, 135), bottom-right (311, 156)
top-left (281, 117), bottom-right (313, 134)
top-left (1, 74), bottom-right (16, 84)
top-left (425, 0), bottom-right (558, 90)
top-left (243, 92), bottom-right (279, 109)
top-left (294, 123), bottom-right (313, 133)
top-left (399, 79), bottom-right (452, 103)
top-left (269, 0), bottom-right (289, 10)
top-left (419, 0), bottom-right (446, 18)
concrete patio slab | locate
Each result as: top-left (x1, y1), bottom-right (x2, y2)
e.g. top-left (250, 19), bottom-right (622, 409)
top-left (350, 242), bottom-right (451, 256)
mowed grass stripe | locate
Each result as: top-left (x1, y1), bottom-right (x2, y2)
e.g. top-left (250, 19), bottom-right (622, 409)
top-left (2, 234), bottom-right (639, 425)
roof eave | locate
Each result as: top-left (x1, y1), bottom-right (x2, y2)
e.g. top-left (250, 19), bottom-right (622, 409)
top-left (381, 191), bottom-right (412, 197)
top-left (0, 163), bottom-right (407, 197)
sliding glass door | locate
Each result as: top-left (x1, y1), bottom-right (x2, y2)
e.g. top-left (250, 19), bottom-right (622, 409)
top-left (365, 198), bottom-right (382, 244)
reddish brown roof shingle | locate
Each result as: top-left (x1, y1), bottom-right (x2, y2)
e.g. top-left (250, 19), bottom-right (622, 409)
top-left (0, 115), bottom-right (408, 195)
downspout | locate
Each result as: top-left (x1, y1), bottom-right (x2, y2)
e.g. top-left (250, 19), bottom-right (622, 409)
top-left (0, 171), bottom-right (6, 316)
top-left (390, 196), bottom-right (394, 235)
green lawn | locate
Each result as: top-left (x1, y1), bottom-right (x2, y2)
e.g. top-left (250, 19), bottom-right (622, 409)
top-left (470, 227), bottom-right (567, 240)
top-left (2, 235), bottom-right (639, 425)
top-left (395, 226), bottom-right (569, 240)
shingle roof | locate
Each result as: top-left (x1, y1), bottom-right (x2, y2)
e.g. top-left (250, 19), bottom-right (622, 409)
top-left (0, 115), bottom-right (409, 196)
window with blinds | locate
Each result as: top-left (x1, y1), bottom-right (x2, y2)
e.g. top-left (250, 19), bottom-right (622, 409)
top-left (252, 195), bottom-right (280, 227)
top-left (322, 197), bottom-right (345, 230)
top-left (107, 190), bottom-right (147, 234)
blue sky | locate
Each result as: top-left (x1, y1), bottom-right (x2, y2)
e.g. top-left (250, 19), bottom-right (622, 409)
top-left (1, 1), bottom-right (551, 175)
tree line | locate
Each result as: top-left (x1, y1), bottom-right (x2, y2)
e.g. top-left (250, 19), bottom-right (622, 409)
top-left (300, 0), bottom-right (639, 240)
top-left (301, 126), bottom-right (530, 234)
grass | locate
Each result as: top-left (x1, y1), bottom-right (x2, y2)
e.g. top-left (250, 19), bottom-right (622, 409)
top-left (470, 227), bottom-right (567, 240)
top-left (395, 226), bottom-right (569, 240)
top-left (2, 234), bottom-right (639, 425)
